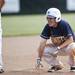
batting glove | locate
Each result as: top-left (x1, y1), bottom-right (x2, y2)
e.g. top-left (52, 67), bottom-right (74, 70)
top-left (36, 58), bottom-right (43, 69)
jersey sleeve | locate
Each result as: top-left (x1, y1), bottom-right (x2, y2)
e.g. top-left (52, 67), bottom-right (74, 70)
top-left (40, 25), bottom-right (51, 39)
top-left (63, 23), bottom-right (73, 37)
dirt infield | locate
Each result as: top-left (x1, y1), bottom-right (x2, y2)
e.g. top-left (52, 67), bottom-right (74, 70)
top-left (2, 36), bottom-right (75, 75)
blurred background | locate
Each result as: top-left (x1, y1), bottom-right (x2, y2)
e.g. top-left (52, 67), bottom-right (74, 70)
top-left (1, 0), bottom-right (75, 72)
top-left (1, 0), bottom-right (75, 37)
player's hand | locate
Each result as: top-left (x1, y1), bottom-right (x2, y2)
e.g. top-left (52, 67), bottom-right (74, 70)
top-left (35, 58), bottom-right (43, 69)
top-left (51, 47), bottom-right (60, 57)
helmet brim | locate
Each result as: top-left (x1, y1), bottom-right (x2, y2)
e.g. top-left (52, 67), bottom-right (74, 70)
top-left (47, 15), bottom-right (56, 19)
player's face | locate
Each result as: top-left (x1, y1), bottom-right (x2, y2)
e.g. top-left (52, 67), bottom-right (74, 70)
top-left (47, 17), bottom-right (57, 27)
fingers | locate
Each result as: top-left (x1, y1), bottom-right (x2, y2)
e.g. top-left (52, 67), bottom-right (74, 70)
top-left (35, 63), bottom-right (44, 69)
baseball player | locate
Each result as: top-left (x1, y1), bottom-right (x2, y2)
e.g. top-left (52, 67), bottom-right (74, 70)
top-left (0, 0), bottom-right (5, 73)
top-left (36, 8), bottom-right (75, 72)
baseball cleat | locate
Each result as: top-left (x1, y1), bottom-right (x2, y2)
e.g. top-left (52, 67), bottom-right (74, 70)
top-left (0, 69), bottom-right (4, 73)
top-left (48, 65), bottom-right (63, 72)
top-left (70, 66), bottom-right (75, 72)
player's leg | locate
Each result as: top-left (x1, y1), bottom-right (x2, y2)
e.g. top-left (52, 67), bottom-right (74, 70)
top-left (43, 44), bottom-right (64, 72)
top-left (0, 32), bottom-right (4, 73)
top-left (65, 42), bottom-right (75, 72)
top-left (0, 0), bottom-right (5, 73)
top-left (0, 13), bottom-right (4, 73)
top-left (68, 52), bottom-right (75, 72)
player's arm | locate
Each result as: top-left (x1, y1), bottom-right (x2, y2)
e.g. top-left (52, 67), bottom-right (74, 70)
top-left (58, 23), bottom-right (74, 49)
top-left (59, 36), bottom-right (73, 49)
top-left (37, 25), bottom-right (50, 60)
top-left (37, 37), bottom-right (47, 60)
top-left (36, 37), bottom-right (47, 69)
top-left (36, 25), bottom-right (50, 68)
top-left (0, 0), bottom-right (5, 9)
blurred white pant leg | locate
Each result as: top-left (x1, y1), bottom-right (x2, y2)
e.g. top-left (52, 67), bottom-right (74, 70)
top-left (64, 43), bottom-right (75, 66)
top-left (43, 46), bottom-right (63, 66)
top-left (0, 12), bottom-right (3, 68)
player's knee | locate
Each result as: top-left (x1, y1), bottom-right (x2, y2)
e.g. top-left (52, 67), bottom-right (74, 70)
top-left (45, 44), bottom-right (53, 47)
top-left (68, 48), bottom-right (75, 56)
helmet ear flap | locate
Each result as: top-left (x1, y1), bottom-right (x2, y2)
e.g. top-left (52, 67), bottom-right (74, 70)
top-left (56, 17), bottom-right (61, 22)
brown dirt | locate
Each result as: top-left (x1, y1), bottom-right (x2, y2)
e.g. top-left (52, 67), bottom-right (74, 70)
top-left (2, 36), bottom-right (75, 75)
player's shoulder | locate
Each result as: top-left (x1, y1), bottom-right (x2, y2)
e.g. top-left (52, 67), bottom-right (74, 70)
top-left (58, 19), bottom-right (70, 28)
top-left (59, 19), bottom-right (69, 25)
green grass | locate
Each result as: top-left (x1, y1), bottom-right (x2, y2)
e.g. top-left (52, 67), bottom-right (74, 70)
top-left (2, 13), bottom-right (75, 37)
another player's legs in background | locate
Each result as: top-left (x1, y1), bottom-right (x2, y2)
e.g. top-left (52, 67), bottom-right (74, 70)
top-left (0, 12), bottom-right (4, 73)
